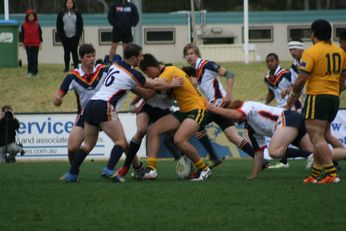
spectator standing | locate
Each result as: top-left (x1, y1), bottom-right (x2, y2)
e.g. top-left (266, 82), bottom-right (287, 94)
top-left (19, 9), bottom-right (42, 77)
top-left (107, 0), bottom-right (139, 64)
top-left (56, 0), bottom-right (84, 72)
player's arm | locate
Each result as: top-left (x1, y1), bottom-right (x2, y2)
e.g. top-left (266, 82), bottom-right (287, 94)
top-left (53, 75), bottom-right (74, 107)
top-left (248, 150), bottom-right (264, 180)
top-left (340, 70), bottom-right (346, 93)
top-left (264, 89), bottom-right (274, 105)
top-left (52, 89), bottom-right (65, 107)
top-left (218, 66), bottom-right (234, 106)
top-left (144, 76), bottom-right (184, 90)
top-left (131, 86), bottom-right (155, 100)
top-left (207, 102), bottom-right (244, 121)
top-left (286, 72), bottom-right (308, 109)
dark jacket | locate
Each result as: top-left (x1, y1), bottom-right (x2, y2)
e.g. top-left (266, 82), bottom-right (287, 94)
top-left (19, 9), bottom-right (43, 47)
top-left (0, 112), bottom-right (19, 146)
top-left (56, 9), bottom-right (83, 41)
top-left (108, 0), bottom-right (139, 31)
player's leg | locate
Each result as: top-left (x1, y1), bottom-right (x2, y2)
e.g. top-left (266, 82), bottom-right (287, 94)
top-left (100, 117), bottom-right (128, 178)
top-left (305, 119), bottom-right (338, 183)
top-left (67, 125), bottom-right (85, 164)
top-left (325, 128), bottom-right (343, 171)
top-left (143, 114), bottom-right (180, 179)
top-left (116, 112), bottom-right (150, 177)
top-left (223, 125), bottom-right (255, 158)
top-left (66, 121), bottom-right (99, 182)
top-left (174, 118), bottom-right (211, 181)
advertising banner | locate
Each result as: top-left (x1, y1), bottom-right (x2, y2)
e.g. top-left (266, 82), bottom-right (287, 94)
top-left (15, 110), bottom-right (346, 161)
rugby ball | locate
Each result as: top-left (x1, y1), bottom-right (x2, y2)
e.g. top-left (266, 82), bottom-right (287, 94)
top-left (176, 155), bottom-right (193, 180)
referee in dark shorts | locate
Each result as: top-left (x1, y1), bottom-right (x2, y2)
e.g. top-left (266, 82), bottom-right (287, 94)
top-left (107, 0), bottom-right (139, 64)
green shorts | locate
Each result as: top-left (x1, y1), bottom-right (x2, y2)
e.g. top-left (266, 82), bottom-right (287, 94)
top-left (302, 94), bottom-right (339, 122)
top-left (172, 109), bottom-right (208, 129)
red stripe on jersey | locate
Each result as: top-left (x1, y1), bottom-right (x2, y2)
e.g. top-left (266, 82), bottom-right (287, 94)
top-left (71, 64), bottom-right (105, 85)
top-left (267, 68), bottom-right (287, 85)
top-left (113, 63), bottom-right (144, 87)
top-left (196, 60), bottom-right (208, 81)
top-left (258, 110), bottom-right (278, 122)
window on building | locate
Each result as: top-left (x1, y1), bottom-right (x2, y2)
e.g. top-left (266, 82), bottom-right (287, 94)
top-left (334, 25), bottom-right (346, 41)
top-left (98, 29), bottom-right (112, 45)
top-left (287, 26), bottom-right (311, 41)
top-left (242, 27), bottom-right (273, 42)
top-left (202, 37), bottom-right (234, 44)
top-left (52, 29), bottom-right (84, 46)
top-left (144, 28), bottom-right (175, 44)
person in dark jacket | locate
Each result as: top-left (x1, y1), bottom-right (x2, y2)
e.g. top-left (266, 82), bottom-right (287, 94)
top-left (107, 0), bottom-right (139, 64)
top-left (19, 9), bottom-right (43, 77)
top-left (0, 105), bottom-right (24, 163)
top-left (56, 0), bottom-right (84, 72)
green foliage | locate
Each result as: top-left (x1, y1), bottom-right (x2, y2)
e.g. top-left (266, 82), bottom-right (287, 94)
top-left (0, 159), bottom-right (345, 230)
top-left (1, 0), bottom-right (346, 13)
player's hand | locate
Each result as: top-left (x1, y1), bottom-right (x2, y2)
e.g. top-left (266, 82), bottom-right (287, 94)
top-left (53, 96), bottom-right (62, 106)
top-left (170, 76), bottom-right (184, 88)
top-left (280, 88), bottom-right (289, 98)
top-left (223, 93), bottom-right (232, 107)
top-left (206, 101), bottom-right (215, 111)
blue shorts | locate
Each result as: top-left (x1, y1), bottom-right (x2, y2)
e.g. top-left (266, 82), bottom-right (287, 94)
top-left (83, 100), bottom-right (117, 127)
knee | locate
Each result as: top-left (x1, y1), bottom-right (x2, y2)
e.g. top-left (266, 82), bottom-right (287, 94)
top-left (268, 146), bottom-right (281, 159)
top-left (147, 126), bottom-right (159, 139)
top-left (115, 139), bottom-right (128, 150)
top-left (80, 142), bottom-right (93, 153)
top-left (136, 128), bottom-right (147, 140)
top-left (173, 136), bottom-right (184, 149)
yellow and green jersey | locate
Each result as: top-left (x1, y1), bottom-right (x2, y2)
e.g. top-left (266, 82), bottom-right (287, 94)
top-left (159, 66), bottom-right (206, 112)
top-left (299, 41), bottom-right (346, 96)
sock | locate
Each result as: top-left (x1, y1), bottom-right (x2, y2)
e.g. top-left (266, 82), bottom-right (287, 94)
top-left (238, 139), bottom-right (255, 158)
top-left (67, 150), bottom-right (74, 164)
top-left (163, 134), bottom-right (181, 160)
top-left (69, 148), bottom-right (88, 175)
top-left (123, 138), bottom-right (141, 169)
top-left (197, 131), bottom-right (219, 161)
top-left (324, 164), bottom-right (337, 177)
top-left (281, 147), bottom-right (311, 160)
top-left (195, 159), bottom-right (208, 171)
top-left (280, 156), bottom-right (288, 165)
top-left (133, 161), bottom-right (144, 172)
top-left (147, 157), bottom-right (157, 169)
top-left (310, 166), bottom-right (322, 179)
top-left (107, 145), bottom-right (124, 170)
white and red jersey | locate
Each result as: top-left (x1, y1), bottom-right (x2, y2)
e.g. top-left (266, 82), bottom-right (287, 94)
top-left (195, 57), bottom-right (226, 106)
top-left (238, 101), bottom-right (284, 137)
top-left (91, 61), bottom-right (146, 112)
top-left (264, 65), bottom-right (292, 108)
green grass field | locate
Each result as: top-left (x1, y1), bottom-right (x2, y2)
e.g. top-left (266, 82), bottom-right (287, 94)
top-left (1, 63), bottom-right (346, 230)
top-left (0, 159), bottom-right (345, 231)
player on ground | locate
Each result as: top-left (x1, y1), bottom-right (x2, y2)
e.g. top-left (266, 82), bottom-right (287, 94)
top-left (287, 19), bottom-right (346, 184)
top-left (208, 100), bottom-right (313, 179)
